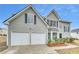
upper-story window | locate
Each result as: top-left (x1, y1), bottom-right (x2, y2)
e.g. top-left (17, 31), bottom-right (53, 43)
top-left (25, 14), bottom-right (36, 24)
top-left (47, 19), bottom-right (58, 27)
top-left (27, 14), bottom-right (34, 23)
top-left (64, 26), bottom-right (70, 32)
top-left (52, 21), bottom-right (58, 27)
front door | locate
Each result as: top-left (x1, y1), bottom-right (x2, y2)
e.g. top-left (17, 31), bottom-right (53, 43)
top-left (59, 33), bottom-right (62, 38)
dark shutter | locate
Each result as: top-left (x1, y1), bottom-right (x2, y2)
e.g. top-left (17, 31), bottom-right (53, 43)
top-left (57, 21), bottom-right (58, 27)
top-left (50, 20), bottom-right (52, 26)
top-left (34, 15), bottom-right (36, 24)
top-left (64, 26), bottom-right (65, 32)
top-left (25, 14), bottom-right (27, 23)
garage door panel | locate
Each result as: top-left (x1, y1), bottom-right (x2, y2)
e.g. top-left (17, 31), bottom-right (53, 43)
top-left (11, 33), bottom-right (29, 45)
top-left (11, 33), bottom-right (46, 46)
top-left (31, 33), bottom-right (46, 44)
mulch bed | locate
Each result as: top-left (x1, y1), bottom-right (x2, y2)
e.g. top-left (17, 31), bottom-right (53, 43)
top-left (47, 43), bottom-right (67, 47)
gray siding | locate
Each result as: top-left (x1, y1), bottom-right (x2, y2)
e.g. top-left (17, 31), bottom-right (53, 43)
top-left (46, 12), bottom-right (58, 21)
top-left (7, 7), bottom-right (48, 46)
top-left (9, 7), bottom-right (47, 33)
top-left (58, 22), bottom-right (71, 38)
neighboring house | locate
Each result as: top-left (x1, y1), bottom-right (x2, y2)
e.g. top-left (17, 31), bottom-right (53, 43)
top-left (3, 5), bottom-right (71, 46)
top-left (71, 29), bottom-right (79, 39)
top-left (0, 28), bottom-right (7, 36)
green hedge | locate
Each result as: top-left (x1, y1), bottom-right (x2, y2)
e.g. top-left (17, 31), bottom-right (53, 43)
top-left (48, 38), bottom-right (75, 43)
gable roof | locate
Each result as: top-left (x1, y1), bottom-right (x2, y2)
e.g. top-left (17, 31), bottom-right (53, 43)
top-left (3, 4), bottom-right (48, 26)
top-left (45, 9), bottom-right (60, 19)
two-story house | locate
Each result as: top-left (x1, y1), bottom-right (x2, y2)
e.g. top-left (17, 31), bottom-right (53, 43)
top-left (4, 5), bottom-right (71, 46)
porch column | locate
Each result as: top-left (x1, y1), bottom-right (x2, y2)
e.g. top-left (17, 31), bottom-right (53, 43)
top-left (57, 32), bottom-right (59, 39)
top-left (51, 31), bottom-right (53, 40)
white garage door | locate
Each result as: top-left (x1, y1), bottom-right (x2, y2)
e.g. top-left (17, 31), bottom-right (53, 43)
top-left (11, 33), bottom-right (46, 46)
top-left (11, 33), bottom-right (30, 46)
top-left (31, 33), bottom-right (46, 44)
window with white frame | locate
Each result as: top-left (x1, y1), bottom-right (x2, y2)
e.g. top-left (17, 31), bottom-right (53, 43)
top-left (52, 21), bottom-right (58, 27)
top-left (48, 32), bottom-right (51, 39)
top-left (27, 14), bottom-right (34, 23)
top-left (53, 33), bottom-right (57, 39)
top-left (64, 26), bottom-right (70, 32)
top-left (47, 20), bottom-right (58, 27)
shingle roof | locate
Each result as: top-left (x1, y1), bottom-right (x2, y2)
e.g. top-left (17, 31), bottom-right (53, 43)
top-left (3, 14), bottom-right (16, 23)
top-left (59, 19), bottom-right (71, 23)
top-left (71, 29), bottom-right (79, 32)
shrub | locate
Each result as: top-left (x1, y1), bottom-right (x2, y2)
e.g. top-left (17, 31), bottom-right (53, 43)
top-left (63, 38), bottom-right (75, 43)
top-left (55, 38), bottom-right (65, 43)
top-left (48, 39), bottom-right (55, 43)
top-left (48, 38), bottom-right (75, 44)
top-left (68, 38), bottom-right (75, 43)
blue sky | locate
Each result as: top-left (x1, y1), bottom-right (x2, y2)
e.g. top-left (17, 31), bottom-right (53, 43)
top-left (0, 4), bottom-right (79, 29)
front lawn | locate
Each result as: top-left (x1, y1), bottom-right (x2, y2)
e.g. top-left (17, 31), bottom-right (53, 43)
top-left (56, 47), bottom-right (79, 54)
top-left (71, 40), bottom-right (79, 46)
top-left (0, 36), bottom-right (8, 52)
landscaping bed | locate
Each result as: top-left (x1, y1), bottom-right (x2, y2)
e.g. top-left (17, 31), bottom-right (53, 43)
top-left (47, 38), bottom-right (74, 47)
top-left (47, 43), bottom-right (66, 47)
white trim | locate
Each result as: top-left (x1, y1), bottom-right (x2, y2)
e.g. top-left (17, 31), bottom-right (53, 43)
top-left (45, 9), bottom-right (59, 20)
top-left (4, 5), bottom-right (48, 27)
top-left (51, 31), bottom-right (53, 40)
top-left (7, 25), bottom-right (9, 46)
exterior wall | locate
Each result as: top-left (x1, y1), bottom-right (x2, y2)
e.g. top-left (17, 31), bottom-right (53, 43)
top-left (46, 12), bottom-right (71, 39)
top-left (58, 22), bottom-right (71, 38)
top-left (46, 13), bottom-right (58, 21)
top-left (71, 32), bottom-right (79, 39)
top-left (8, 7), bottom-right (48, 46)
top-left (9, 7), bottom-right (47, 33)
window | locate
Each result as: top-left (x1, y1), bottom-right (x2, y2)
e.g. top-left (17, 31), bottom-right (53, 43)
top-left (47, 20), bottom-right (52, 26)
top-left (52, 21), bottom-right (58, 27)
top-left (64, 26), bottom-right (66, 32)
top-left (48, 33), bottom-right (51, 39)
top-left (68, 26), bottom-right (70, 32)
top-left (47, 20), bottom-right (58, 27)
top-left (27, 14), bottom-right (34, 23)
top-left (53, 33), bottom-right (57, 39)
top-left (50, 20), bottom-right (52, 26)
top-left (64, 26), bottom-right (70, 32)
top-left (25, 14), bottom-right (34, 23)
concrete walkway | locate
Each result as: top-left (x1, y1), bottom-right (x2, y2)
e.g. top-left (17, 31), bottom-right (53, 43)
top-left (0, 44), bottom-right (78, 54)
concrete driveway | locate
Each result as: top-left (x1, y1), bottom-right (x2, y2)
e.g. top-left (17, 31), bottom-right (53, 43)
top-left (1, 45), bottom-right (58, 54)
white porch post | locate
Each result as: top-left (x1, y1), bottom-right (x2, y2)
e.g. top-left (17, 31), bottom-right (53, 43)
top-left (57, 32), bottom-right (59, 39)
top-left (51, 31), bottom-right (53, 40)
